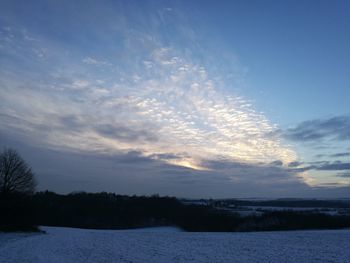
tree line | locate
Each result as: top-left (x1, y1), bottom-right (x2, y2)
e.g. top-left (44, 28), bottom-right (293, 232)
top-left (1, 148), bottom-right (350, 232)
top-left (3, 190), bottom-right (350, 232)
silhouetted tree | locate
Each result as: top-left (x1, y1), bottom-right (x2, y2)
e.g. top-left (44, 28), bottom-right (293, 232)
top-left (0, 148), bottom-right (36, 195)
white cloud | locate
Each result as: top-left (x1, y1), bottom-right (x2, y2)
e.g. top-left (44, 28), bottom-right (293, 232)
top-left (71, 79), bottom-right (90, 89)
top-left (82, 57), bottom-right (112, 66)
top-left (0, 21), bottom-right (308, 190)
top-left (1, 45), bottom-right (299, 177)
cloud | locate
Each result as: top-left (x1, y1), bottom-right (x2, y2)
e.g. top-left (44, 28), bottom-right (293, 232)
top-left (82, 57), bottom-right (112, 66)
top-left (337, 172), bottom-right (350, 178)
top-left (71, 80), bottom-right (90, 89)
top-left (149, 153), bottom-right (187, 160)
top-left (0, 131), bottom-right (313, 197)
top-left (0, 42), bottom-right (299, 172)
top-left (270, 160), bottom-right (283, 166)
top-left (284, 116), bottom-right (350, 142)
top-left (288, 161), bottom-right (303, 167)
top-left (95, 124), bottom-right (158, 143)
top-left (198, 158), bottom-right (309, 188)
top-left (286, 161), bottom-right (350, 175)
top-left (314, 182), bottom-right (346, 188)
top-left (329, 152), bottom-right (350, 158)
top-left (283, 117), bottom-right (350, 185)
top-left (314, 152), bottom-right (350, 159)
top-left (317, 162), bottom-right (350, 171)
top-left (0, 3), bottom-right (314, 196)
top-left (314, 154), bottom-right (324, 158)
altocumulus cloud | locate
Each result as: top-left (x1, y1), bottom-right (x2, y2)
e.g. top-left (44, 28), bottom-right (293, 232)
top-left (0, 2), bottom-right (322, 196)
top-left (0, 29), bottom-right (297, 169)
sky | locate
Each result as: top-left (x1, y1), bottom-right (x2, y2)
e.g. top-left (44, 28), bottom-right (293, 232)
top-left (1, 0), bottom-right (350, 198)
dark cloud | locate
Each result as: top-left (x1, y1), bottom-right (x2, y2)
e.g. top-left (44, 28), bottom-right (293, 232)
top-left (315, 152), bottom-right (350, 158)
top-left (59, 115), bottom-right (84, 130)
top-left (315, 154), bottom-right (324, 158)
top-left (287, 166), bottom-right (316, 173)
top-left (329, 152), bottom-right (350, 158)
top-left (201, 158), bottom-right (305, 183)
top-left (0, 113), bottom-right (52, 134)
top-left (95, 124), bottom-right (158, 143)
top-left (284, 116), bottom-right (350, 142)
top-left (270, 160), bottom-right (283, 166)
top-left (109, 151), bottom-right (157, 164)
top-left (202, 159), bottom-right (251, 171)
top-left (337, 172), bottom-right (350, 178)
top-left (288, 161), bottom-right (303, 167)
top-left (317, 162), bottom-right (350, 171)
top-left (1, 129), bottom-right (349, 198)
top-left (307, 161), bottom-right (330, 166)
top-left (315, 182), bottom-right (345, 187)
top-left (287, 161), bottom-right (350, 173)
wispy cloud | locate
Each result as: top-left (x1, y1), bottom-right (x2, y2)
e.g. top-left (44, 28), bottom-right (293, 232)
top-left (337, 172), bottom-right (350, 178)
top-left (281, 116), bottom-right (350, 186)
top-left (284, 116), bottom-right (350, 142)
top-left (318, 162), bottom-right (350, 171)
top-left (82, 57), bottom-right (112, 66)
top-left (328, 152), bottom-right (350, 158)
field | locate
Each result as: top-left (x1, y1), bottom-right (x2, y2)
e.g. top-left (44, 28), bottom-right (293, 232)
top-left (1, 226), bottom-right (350, 263)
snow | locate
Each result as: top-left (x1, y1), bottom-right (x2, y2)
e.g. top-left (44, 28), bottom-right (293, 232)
top-left (1, 226), bottom-right (350, 262)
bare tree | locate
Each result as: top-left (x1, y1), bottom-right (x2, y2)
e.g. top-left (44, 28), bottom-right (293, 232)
top-left (0, 148), bottom-right (37, 195)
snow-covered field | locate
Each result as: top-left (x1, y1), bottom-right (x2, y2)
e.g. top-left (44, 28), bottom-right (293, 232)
top-left (1, 226), bottom-right (350, 263)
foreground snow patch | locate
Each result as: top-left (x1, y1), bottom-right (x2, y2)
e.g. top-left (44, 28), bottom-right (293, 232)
top-left (0, 226), bottom-right (350, 263)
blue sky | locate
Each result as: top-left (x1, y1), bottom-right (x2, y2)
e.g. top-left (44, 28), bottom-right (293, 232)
top-left (1, 0), bottom-right (350, 197)
top-left (193, 0), bottom-right (350, 123)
